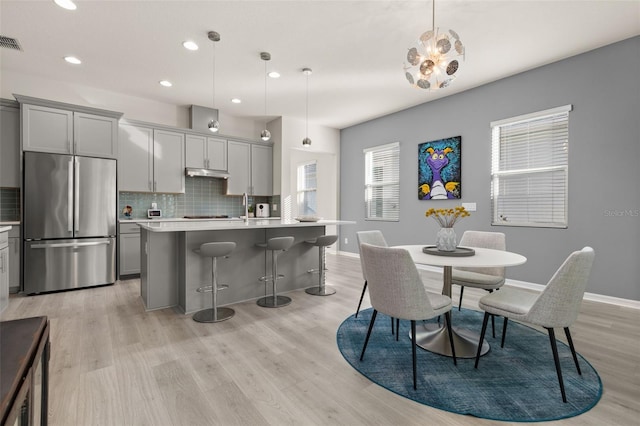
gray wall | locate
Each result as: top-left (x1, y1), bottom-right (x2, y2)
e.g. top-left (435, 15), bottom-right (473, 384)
top-left (340, 36), bottom-right (639, 301)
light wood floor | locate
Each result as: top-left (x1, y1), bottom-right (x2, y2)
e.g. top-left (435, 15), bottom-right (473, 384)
top-left (2, 254), bottom-right (639, 425)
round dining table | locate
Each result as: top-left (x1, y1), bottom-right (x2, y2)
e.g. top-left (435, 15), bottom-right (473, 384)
top-left (394, 245), bottom-right (527, 358)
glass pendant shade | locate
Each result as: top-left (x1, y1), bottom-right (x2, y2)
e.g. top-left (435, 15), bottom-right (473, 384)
top-left (261, 129), bottom-right (271, 141)
top-left (302, 68), bottom-right (312, 147)
top-left (208, 119), bottom-right (220, 133)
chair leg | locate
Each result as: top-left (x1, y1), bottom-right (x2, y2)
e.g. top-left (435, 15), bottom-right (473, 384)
top-left (391, 316), bottom-right (394, 335)
top-left (444, 311), bottom-right (457, 365)
top-left (501, 317), bottom-right (509, 348)
top-left (547, 328), bottom-right (567, 403)
top-left (411, 320), bottom-right (417, 390)
top-left (458, 286), bottom-right (464, 311)
top-left (360, 310), bottom-right (378, 361)
top-left (491, 315), bottom-right (496, 338)
top-left (396, 318), bottom-right (400, 341)
top-left (475, 312), bottom-right (490, 368)
top-left (564, 327), bottom-right (582, 375)
top-left (355, 280), bottom-right (368, 318)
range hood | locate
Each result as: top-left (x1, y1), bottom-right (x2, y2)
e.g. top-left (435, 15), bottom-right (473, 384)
top-left (185, 168), bottom-right (230, 179)
top-left (186, 104), bottom-right (229, 179)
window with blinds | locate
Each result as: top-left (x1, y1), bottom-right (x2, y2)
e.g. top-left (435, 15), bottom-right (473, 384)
top-left (297, 161), bottom-right (317, 216)
top-left (364, 142), bottom-right (400, 221)
top-left (491, 105), bottom-right (571, 228)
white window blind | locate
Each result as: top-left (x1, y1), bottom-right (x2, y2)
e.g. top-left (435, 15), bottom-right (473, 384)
top-left (491, 105), bottom-right (571, 228)
top-left (297, 161), bottom-right (317, 216)
top-left (364, 142), bottom-right (400, 221)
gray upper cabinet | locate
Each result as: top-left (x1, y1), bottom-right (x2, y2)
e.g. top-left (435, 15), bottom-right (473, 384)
top-left (118, 123), bottom-right (185, 193)
top-left (0, 103), bottom-right (20, 188)
top-left (119, 124), bottom-right (154, 192)
top-left (16, 95), bottom-right (122, 159)
top-left (154, 129), bottom-right (185, 193)
top-left (251, 143), bottom-right (273, 195)
top-left (21, 104), bottom-right (73, 154)
top-left (227, 140), bottom-right (272, 195)
top-left (185, 134), bottom-right (227, 170)
top-left (226, 140), bottom-right (251, 194)
top-left (73, 112), bottom-right (118, 158)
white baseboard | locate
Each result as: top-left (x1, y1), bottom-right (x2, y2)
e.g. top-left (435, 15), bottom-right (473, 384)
top-left (336, 251), bottom-right (640, 310)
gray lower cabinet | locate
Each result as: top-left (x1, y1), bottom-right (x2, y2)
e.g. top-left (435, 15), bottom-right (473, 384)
top-left (140, 229), bottom-right (178, 310)
top-left (1, 232), bottom-right (9, 313)
top-left (119, 223), bottom-right (140, 277)
top-left (8, 226), bottom-right (20, 293)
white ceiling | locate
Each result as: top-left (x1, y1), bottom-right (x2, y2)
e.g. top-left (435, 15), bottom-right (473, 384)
top-left (1, 1), bottom-right (639, 130)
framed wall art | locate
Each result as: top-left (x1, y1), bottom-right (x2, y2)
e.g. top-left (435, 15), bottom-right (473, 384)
top-left (418, 136), bottom-right (461, 200)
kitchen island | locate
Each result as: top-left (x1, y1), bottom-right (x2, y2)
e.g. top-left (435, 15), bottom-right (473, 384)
top-left (137, 219), bottom-right (354, 313)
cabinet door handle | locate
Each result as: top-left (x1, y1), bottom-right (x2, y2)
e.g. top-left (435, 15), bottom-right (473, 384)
top-left (154, 181), bottom-right (157, 192)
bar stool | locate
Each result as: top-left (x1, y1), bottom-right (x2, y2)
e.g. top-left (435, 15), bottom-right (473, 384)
top-left (305, 234), bottom-right (338, 296)
top-left (256, 236), bottom-right (295, 308)
top-left (193, 242), bottom-right (236, 323)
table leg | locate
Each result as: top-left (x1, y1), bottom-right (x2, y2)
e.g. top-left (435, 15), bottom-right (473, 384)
top-left (411, 266), bottom-right (490, 358)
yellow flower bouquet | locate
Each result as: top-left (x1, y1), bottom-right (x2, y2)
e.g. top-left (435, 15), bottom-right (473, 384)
top-left (425, 206), bottom-right (470, 228)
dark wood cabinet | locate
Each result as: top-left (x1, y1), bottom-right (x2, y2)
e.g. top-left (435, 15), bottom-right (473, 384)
top-left (0, 316), bottom-right (50, 426)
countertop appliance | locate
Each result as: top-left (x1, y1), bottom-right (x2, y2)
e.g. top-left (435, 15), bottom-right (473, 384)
top-left (256, 203), bottom-right (270, 218)
top-left (23, 152), bottom-right (116, 294)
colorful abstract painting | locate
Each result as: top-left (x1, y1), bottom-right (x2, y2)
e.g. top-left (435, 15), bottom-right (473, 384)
top-left (418, 136), bottom-right (461, 200)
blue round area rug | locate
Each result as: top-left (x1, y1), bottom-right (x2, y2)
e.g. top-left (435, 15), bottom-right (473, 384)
top-left (336, 308), bottom-right (602, 422)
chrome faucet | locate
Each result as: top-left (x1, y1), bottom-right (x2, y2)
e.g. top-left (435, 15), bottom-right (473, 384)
top-left (242, 192), bottom-right (249, 223)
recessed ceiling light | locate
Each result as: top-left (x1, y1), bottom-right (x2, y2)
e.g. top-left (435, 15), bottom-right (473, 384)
top-left (64, 56), bottom-right (81, 65)
top-left (268, 71), bottom-right (280, 79)
top-left (182, 40), bottom-right (198, 51)
top-left (54, 0), bottom-right (77, 10)
top-left (231, 98), bottom-right (242, 104)
top-left (159, 80), bottom-right (173, 87)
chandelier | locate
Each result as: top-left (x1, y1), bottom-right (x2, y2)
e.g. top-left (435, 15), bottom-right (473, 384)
top-left (403, 0), bottom-right (464, 90)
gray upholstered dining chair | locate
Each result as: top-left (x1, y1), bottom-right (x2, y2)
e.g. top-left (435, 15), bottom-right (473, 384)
top-left (355, 230), bottom-right (388, 318)
top-left (359, 243), bottom-right (457, 390)
top-left (452, 230), bottom-right (506, 336)
top-left (474, 246), bottom-right (595, 403)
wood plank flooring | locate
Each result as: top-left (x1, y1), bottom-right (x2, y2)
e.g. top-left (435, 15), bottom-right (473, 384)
top-left (2, 254), bottom-right (638, 425)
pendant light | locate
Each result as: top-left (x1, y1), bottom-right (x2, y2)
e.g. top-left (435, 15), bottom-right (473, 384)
top-left (403, 0), bottom-right (464, 90)
top-left (302, 68), bottom-right (312, 147)
top-left (207, 31), bottom-right (220, 133)
top-left (260, 52), bottom-right (271, 141)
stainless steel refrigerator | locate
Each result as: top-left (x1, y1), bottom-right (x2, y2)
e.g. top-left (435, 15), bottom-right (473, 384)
top-left (23, 151), bottom-right (116, 294)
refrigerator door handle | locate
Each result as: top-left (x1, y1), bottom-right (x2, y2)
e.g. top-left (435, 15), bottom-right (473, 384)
top-left (68, 158), bottom-right (74, 233)
top-left (74, 157), bottom-right (80, 232)
top-left (31, 241), bottom-right (112, 249)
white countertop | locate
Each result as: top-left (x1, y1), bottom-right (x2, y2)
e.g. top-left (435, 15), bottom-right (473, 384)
top-left (0, 225), bottom-right (13, 233)
top-left (119, 217), bottom-right (281, 224)
top-left (138, 218), bottom-right (355, 232)
top-left (0, 221), bottom-right (20, 226)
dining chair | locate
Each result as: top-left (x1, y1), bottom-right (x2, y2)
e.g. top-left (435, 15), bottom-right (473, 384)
top-left (355, 230), bottom-right (388, 318)
top-left (474, 247), bottom-right (595, 403)
top-left (359, 243), bottom-right (457, 390)
top-left (452, 230), bottom-right (506, 337)
top-left (356, 230), bottom-right (400, 337)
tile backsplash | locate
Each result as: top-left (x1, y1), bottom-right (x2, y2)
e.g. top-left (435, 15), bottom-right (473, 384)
top-left (119, 177), bottom-right (273, 220)
top-left (0, 188), bottom-right (20, 222)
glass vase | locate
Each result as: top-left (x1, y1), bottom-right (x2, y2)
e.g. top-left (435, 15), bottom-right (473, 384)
top-left (436, 227), bottom-right (457, 252)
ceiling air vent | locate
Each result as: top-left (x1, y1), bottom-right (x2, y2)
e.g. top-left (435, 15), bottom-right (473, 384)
top-left (0, 36), bottom-right (22, 51)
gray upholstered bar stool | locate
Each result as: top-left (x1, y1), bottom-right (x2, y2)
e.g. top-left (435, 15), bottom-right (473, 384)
top-left (256, 236), bottom-right (295, 308)
top-left (193, 242), bottom-right (236, 323)
top-left (305, 234), bottom-right (338, 296)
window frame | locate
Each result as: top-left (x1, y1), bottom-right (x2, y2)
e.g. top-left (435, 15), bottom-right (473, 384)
top-left (296, 160), bottom-right (318, 217)
top-left (490, 105), bottom-right (572, 228)
top-left (364, 141), bottom-right (400, 222)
